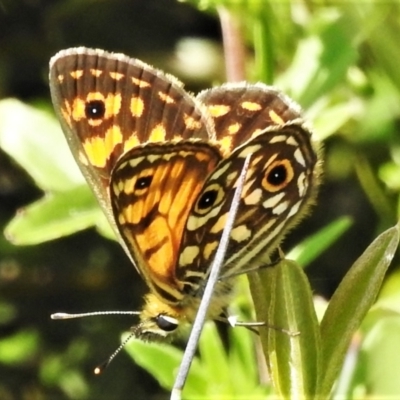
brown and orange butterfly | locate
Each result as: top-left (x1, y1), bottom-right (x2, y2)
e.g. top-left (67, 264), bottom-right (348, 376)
top-left (49, 47), bottom-right (319, 343)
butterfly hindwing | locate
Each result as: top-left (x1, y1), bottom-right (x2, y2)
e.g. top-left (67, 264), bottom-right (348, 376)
top-left (176, 122), bottom-right (319, 294)
top-left (197, 83), bottom-right (304, 154)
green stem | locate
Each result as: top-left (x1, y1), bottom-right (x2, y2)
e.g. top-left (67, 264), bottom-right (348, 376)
top-left (253, 13), bottom-right (274, 84)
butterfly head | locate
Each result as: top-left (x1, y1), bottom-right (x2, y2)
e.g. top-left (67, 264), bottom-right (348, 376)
top-left (133, 293), bottom-right (188, 341)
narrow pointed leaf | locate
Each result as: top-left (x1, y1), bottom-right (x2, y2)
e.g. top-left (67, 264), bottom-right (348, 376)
top-left (319, 222), bottom-right (400, 396)
top-left (248, 259), bottom-right (321, 398)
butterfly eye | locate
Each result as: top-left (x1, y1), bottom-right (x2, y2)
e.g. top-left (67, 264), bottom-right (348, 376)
top-left (85, 100), bottom-right (105, 119)
top-left (195, 183), bottom-right (224, 214)
top-left (155, 314), bottom-right (179, 332)
top-left (263, 159), bottom-right (294, 192)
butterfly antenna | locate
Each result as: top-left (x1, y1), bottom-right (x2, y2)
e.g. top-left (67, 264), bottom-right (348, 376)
top-left (51, 311), bottom-right (141, 320)
top-left (170, 155), bottom-right (251, 400)
top-left (94, 332), bottom-right (136, 375)
top-left (51, 311), bottom-right (139, 374)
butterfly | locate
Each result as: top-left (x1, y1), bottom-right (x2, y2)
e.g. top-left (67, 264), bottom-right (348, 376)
top-left (49, 47), bottom-right (320, 342)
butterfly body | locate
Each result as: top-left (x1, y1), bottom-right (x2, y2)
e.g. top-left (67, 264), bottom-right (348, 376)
top-left (50, 47), bottom-right (320, 341)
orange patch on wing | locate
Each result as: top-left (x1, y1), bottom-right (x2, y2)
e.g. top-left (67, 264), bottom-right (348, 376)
top-left (195, 150), bottom-right (216, 162)
top-left (149, 124), bottom-right (166, 142)
top-left (241, 101), bottom-right (262, 111)
top-left (123, 202), bottom-right (142, 225)
top-left (103, 93), bottom-right (122, 118)
top-left (137, 216), bottom-right (174, 280)
top-left (169, 159), bottom-right (185, 179)
top-left (168, 182), bottom-right (202, 247)
top-left (183, 114), bottom-right (202, 130)
top-left (208, 104), bottom-right (230, 117)
top-left (82, 125), bottom-right (123, 168)
top-left (71, 98), bottom-right (86, 121)
top-left (269, 109), bottom-right (285, 125)
top-left (70, 70), bottom-right (83, 79)
top-left (131, 77), bottom-right (151, 88)
top-left (227, 122), bottom-right (241, 135)
top-left (130, 97), bottom-right (145, 117)
top-left (109, 71), bottom-right (124, 80)
top-left (219, 135), bottom-right (233, 152)
top-left (90, 69), bottom-right (103, 77)
top-left (61, 100), bottom-right (72, 126)
top-left (158, 91), bottom-right (175, 104)
top-left (57, 74), bottom-right (64, 83)
top-left (86, 92), bottom-right (104, 102)
top-left (123, 134), bottom-right (140, 153)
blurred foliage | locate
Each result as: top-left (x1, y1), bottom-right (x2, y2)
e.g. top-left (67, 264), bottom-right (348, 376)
top-left (0, 0), bottom-right (400, 399)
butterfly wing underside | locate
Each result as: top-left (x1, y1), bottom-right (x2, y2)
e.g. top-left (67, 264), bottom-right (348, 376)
top-left (197, 83), bottom-right (304, 153)
top-left (49, 47), bottom-right (215, 265)
top-left (110, 141), bottom-right (221, 302)
top-left (176, 125), bottom-right (319, 295)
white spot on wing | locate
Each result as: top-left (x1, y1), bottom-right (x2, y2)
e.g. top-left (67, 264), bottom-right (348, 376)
top-left (288, 201), bottom-right (301, 218)
top-left (286, 136), bottom-right (298, 146)
top-left (245, 188), bottom-right (262, 205)
top-left (294, 148), bottom-right (305, 167)
top-left (231, 225), bottom-right (252, 242)
top-left (297, 172), bottom-right (307, 196)
top-left (179, 246), bottom-right (200, 266)
top-left (273, 201), bottom-right (288, 215)
top-left (270, 135), bottom-right (287, 143)
top-left (263, 192), bottom-right (285, 209)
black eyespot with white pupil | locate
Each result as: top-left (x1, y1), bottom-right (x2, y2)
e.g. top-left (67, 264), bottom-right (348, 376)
top-left (262, 159), bottom-right (294, 192)
top-left (135, 176), bottom-right (153, 190)
top-left (85, 100), bottom-right (105, 119)
top-left (267, 164), bottom-right (287, 186)
top-left (195, 183), bottom-right (224, 214)
top-left (198, 189), bottom-right (218, 210)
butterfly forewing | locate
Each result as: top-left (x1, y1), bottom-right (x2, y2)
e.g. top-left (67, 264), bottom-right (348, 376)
top-left (110, 141), bottom-right (222, 303)
top-left (176, 122), bottom-right (319, 293)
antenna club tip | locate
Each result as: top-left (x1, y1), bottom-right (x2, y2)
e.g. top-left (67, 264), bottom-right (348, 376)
top-left (94, 367), bottom-right (102, 375)
top-left (51, 313), bottom-right (69, 319)
top-left (94, 361), bottom-right (108, 375)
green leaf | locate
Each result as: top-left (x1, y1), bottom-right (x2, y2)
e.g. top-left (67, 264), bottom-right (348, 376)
top-left (0, 330), bottom-right (39, 364)
top-left (0, 99), bottom-right (84, 191)
top-left (125, 335), bottom-right (207, 398)
top-left (360, 315), bottom-right (400, 396)
top-left (125, 321), bottom-right (269, 399)
top-left (309, 100), bottom-right (363, 142)
top-left (319, 222), bottom-right (400, 397)
top-left (287, 216), bottom-right (353, 268)
top-left (248, 259), bottom-right (321, 398)
top-left (4, 185), bottom-right (104, 245)
top-left (278, 11), bottom-right (357, 108)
